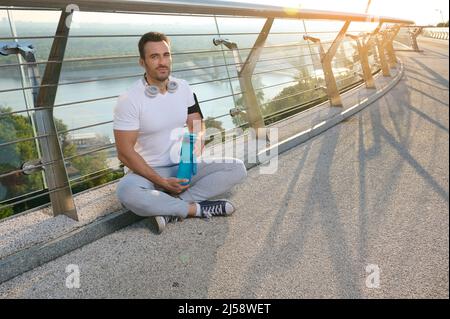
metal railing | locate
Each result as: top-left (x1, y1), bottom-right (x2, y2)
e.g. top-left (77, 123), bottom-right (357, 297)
top-left (0, 0), bottom-right (413, 221)
top-left (422, 27), bottom-right (449, 40)
top-left (396, 26), bottom-right (449, 52)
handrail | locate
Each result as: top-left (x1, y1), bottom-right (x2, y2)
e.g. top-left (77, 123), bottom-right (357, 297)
top-left (0, 1), bottom-right (413, 221)
top-left (0, 0), bottom-right (414, 24)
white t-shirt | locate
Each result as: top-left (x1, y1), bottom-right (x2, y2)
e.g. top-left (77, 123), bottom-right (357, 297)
top-left (113, 76), bottom-right (195, 168)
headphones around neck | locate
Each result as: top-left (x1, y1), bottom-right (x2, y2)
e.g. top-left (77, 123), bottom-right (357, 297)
top-left (143, 74), bottom-right (178, 98)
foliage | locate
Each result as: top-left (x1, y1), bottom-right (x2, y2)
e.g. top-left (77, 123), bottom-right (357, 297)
top-left (0, 107), bottom-right (120, 219)
top-left (436, 21), bottom-right (449, 27)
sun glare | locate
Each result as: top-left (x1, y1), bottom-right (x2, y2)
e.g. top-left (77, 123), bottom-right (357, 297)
top-left (0, 0), bottom-right (448, 25)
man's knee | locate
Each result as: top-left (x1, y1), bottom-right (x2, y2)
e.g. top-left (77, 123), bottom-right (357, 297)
top-left (116, 180), bottom-right (131, 206)
top-left (116, 177), bottom-right (143, 207)
top-left (231, 159), bottom-right (247, 183)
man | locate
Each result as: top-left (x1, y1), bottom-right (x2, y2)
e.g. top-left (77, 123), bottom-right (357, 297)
top-left (114, 32), bottom-right (247, 233)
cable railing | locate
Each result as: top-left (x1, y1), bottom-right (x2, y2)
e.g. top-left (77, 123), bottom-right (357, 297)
top-left (395, 25), bottom-right (449, 52)
top-left (0, 53), bottom-right (354, 116)
top-left (0, 39), bottom-right (342, 70)
top-left (0, 0), bottom-right (413, 221)
top-left (422, 27), bottom-right (449, 40)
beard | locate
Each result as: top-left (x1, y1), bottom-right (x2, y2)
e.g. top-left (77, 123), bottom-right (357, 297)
top-left (152, 66), bottom-right (171, 82)
top-left (155, 73), bottom-right (170, 81)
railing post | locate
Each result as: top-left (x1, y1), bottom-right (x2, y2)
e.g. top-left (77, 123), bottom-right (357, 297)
top-left (346, 33), bottom-right (376, 89)
top-left (214, 18), bottom-right (273, 136)
top-left (34, 8), bottom-right (78, 220)
top-left (304, 20), bottom-right (351, 107)
top-left (384, 25), bottom-right (401, 68)
top-left (374, 32), bottom-right (391, 77)
top-left (410, 26), bottom-right (423, 51)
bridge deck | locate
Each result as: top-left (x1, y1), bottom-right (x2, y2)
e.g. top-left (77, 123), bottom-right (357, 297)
top-left (0, 37), bottom-right (448, 299)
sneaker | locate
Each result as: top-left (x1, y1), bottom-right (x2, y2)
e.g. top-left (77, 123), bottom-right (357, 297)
top-left (154, 216), bottom-right (180, 234)
top-left (199, 200), bottom-right (235, 219)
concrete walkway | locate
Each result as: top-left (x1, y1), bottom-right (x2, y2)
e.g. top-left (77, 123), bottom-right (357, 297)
top-left (0, 37), bottom-right (448, 299)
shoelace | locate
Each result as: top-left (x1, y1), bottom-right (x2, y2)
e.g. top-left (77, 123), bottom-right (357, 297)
top-left (201, 202), bottom-right (225, 219)
top-left (164, 216), bottom-right (179, 223)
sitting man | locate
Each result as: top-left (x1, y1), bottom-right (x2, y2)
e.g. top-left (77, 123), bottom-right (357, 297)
top-left (114, 32), bottom-right (247, 233)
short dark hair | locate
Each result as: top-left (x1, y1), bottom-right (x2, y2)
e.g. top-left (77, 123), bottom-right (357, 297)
top-left (138, 32), bottom-right (170, 59)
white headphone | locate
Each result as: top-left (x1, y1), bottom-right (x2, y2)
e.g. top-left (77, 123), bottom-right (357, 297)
top-left (143, 74), bottom-right (178, 98)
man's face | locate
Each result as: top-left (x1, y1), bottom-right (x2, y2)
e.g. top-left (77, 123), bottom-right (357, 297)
top-left (140, 40), bottom-right (172, 82)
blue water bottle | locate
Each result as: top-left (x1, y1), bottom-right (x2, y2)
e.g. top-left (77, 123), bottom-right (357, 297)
top-left (176, 133), bottom-right (197, 186)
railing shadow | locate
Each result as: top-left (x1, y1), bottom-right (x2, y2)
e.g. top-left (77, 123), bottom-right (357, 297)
top-left (409, 57), bottom-right (449, 87)
top-left (235, 123), bottom-right (366, 298)
top-left (362, 55), bottom-right (449, 219)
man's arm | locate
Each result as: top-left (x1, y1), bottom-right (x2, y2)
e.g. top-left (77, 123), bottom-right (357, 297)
top-left (114, 130), bottom-right (189, 194)
top-left (187, 93), bottom-right (205, 156)
top-left (187, 112), bottom-right (205, 156)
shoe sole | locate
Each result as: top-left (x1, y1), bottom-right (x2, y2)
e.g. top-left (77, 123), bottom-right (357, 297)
top-left (154, 216), bottom-right (166, 234)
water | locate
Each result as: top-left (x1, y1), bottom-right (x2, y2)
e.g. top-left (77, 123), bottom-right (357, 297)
top-left (1, 63), bottom-right (297, 142)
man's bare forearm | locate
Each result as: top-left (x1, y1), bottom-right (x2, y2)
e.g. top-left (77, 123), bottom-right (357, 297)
top-left (189, 119), bottom-right (206, 153)
top-left (119, 150), bottom-right (165, 186)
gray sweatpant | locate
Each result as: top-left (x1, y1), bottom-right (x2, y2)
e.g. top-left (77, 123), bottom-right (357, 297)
top-left (116, 158), bottom-right (247, 218)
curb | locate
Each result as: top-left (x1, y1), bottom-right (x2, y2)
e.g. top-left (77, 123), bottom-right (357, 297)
top-left (0, 210), bottom-right (143, 284)
top-left (0, 62), bottom-right (404, 285)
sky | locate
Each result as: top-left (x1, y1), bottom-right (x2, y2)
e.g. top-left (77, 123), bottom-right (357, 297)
top-left (1, 0), bottom-right (448, 26)
top-left (242, 0), bottom-right (449, 25)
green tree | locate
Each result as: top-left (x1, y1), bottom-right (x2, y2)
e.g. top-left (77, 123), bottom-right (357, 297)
top-left (262, 68), bottom-right (323, 124)
top-left (0, 107), bottom-right (45, 218)
top-left (0, 107), bottom-right (120, 219)
top-left (55, 118), bottom-right (121, 191)
top-left (204, 116), bottom-right (225, 145)
top-left (231, 78), bottom-right (265, 129)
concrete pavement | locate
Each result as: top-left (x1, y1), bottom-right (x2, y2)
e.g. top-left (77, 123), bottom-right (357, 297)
top-left (0, 37), bottom-right (448, 299)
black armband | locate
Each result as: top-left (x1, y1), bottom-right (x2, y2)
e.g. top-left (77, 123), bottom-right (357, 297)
top-left (188, 93), bottom-right (204, 119)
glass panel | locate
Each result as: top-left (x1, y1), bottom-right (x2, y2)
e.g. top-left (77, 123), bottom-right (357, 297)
top-left (0, 65), bottom-right (25, 100)
top-left (199, 95), bottom-right (234, 120)
top-left (0, 111), bottom-right (44, 203)
top-left (6, 10), bottom-right (58, 64)
top-left (270, 19), bottom-right (305, 33)
top-left (347, 22), bottom-right (379, 34)
top-left (65, 149), bottom-right (118, 185)
top-left (70, 12), bottom-right (218, 36)
top-left (0, 11), bottom-right (16, 66)
top-left (191, 78), bottom-right (232, 103)
top-left (303, 20), bottom-right (345, 34)
top-left (175, 65), bottom-right (230, 86)
top-left (215, 17), bottom-right (266, 34)
top-left (0, 10), bottom-right (11, 38)
top-left (54, 74), bottom-right (136, 105)
top-left (54, 108), bottom-right (114, 145)
top-left (395, 28), bottom-right (413, 48)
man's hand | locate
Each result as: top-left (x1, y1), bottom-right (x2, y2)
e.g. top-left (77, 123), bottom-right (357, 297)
top-left (160, 177), bottom-right (190, 195)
